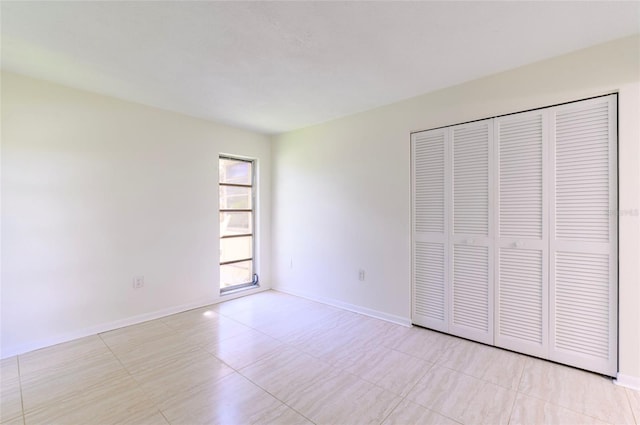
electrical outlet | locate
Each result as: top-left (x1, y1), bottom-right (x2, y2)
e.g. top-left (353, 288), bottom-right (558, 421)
top-left (133, 276), bottom-right (144, 289)
top-left (358, 269), bottom-right (365, 281)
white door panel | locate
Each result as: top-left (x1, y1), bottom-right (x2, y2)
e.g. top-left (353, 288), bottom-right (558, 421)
top-left (549, 95), bottom-right (617, 376)
top-left (412, 128), bottom-right (449, 332)
top-left (449, 120), bottom-right (494, 344)
top-left (494, 110), bottom-right (549, 358)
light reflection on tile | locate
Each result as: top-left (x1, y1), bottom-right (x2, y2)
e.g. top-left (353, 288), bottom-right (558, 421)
top-left (204, 329), bottom-right (284, 369)
top-left (160, 372), bottom-right (299, 425)
top-left (161, 306), bottom-right (221, 331)
top-left (177, 315), bottom-right (254, 347)
top-left (213, 290), bottom-right (306, 318)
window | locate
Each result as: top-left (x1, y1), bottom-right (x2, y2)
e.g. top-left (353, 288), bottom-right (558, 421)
top-left (219, 156), bottom-right (257, 292)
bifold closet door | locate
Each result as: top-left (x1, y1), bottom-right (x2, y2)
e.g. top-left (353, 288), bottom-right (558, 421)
top-left (449, 120), bottom-right (494, 344)
top-left (494, 111), bottom-right (549, 358)
top-left (549, 95), bottom-right (618, 376)
top-left (412, 128), bottom-right (449, 332)
top-left (411, 94), bottom-right (617, 377)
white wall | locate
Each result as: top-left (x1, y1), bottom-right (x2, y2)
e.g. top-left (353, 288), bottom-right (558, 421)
top-left (1, 72), bottom-right (271, 357)
top-left (272, 35), bottom-right (640, 381)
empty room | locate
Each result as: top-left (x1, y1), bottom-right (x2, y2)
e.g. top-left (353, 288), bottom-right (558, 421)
top-left (1, 1), bottom-right (639, 424)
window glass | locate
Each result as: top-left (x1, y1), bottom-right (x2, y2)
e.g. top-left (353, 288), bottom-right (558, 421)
top-left (219, 156), bottom-right (256, 292)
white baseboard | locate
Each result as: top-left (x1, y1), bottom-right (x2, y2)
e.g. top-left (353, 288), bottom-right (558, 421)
top-left (273, 286), bottom-right (412, 327)
top-left (1, 286), bottom-right (270, 359)
top-left (615, 373), bottom-right (640, 391)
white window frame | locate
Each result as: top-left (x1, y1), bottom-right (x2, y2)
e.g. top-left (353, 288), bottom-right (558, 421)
top-left (219, 155), bottom-right (258, 293)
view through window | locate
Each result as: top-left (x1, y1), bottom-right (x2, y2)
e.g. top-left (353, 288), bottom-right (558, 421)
top-left (219, 156), bottom-right (256, 292)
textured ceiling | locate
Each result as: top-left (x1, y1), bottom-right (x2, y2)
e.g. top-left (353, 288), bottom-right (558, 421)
top-left (1, 1), bottom-right (639, 134)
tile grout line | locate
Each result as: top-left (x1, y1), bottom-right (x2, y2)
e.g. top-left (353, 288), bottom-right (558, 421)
top-left (235, 340), bottom-right (398, 423)
top-left (422, 352), bottom-right (521, 393)
top-left (235, 371), bottom-right (318, 425)
top-left (375, 393), bottom-right (405, 425)
top-left (221, 297), bottom-right (428, 425)
top-left (506, 357), bottom-right (528, 424)
top-left (512, 356), bottom-right (633, 423)
top-left (96, 332), bottom-right (173, 425)
top-left (383, 361), bottom-right (464, 425)
top-left (16, 356), bottom-right (25, 423)
top-left (376, 360), bottom-right (433, 425)
top-left (129, 317), bottom-right (268, 423)
top-left (159, 345), bottom-right (313, 424)
top-left (193, 300), bottom-right (404, 425)
top-left (228, 303), bottom-right (469, 425)
top-left (426, 343), bottom-right (629, 424)
top-left (211, 303), bottom-right (319, 425)
top-left (227, 349), bottom-right (317, 424)
top-left (624, 387), bottom-right (639, 425)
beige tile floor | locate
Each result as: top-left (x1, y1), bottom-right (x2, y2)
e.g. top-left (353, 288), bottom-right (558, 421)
top-left (1, 290), bottom-right (639, 425)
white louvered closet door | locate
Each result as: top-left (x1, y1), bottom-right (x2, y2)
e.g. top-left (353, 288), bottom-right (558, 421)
top-left (494, 111), bottom-right (549, 358)
top-left (449, 120), bottom-right (494, 344)
top-left (412, 128), bottom-right (449, 332)
top-left (549, 95), bottom-right (618, 376)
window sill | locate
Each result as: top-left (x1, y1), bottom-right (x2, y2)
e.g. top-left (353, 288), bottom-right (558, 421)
top-left (220, 283), bottom-right (260, 296)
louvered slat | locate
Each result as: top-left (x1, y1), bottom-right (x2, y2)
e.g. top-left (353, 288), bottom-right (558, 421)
top-left (453, 125), bottom-right (489, 236)
top-left (494, 111), bottom-right (546, 356)
top-left (555, 102), bottom-right (609, 242)
top-left (550, 95), bottom-right (617, 376)
top-left (414, 132), bottom-right (445, 233)
top-left (554, 251), bottom-right (609, 359)
top-left (498, 248), bottom-right (543, 344)
top-left (499, 115), bottom-right (543, 238)
top-left (452, 245), bottom-right (489, 331)
top-left (414, 242), bottom-right (445, 320)
top-left (412, 128), bottom-right (448, 332)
